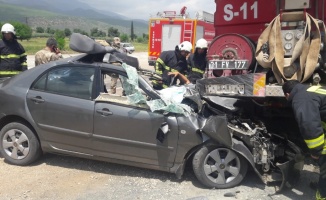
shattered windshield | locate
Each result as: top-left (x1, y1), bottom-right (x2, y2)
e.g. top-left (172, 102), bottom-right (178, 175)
top-left (120, 63), bottom-right (194, 115)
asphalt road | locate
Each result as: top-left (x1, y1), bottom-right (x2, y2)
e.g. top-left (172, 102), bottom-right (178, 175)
top-left (0, 52), bottom-right (320, 200)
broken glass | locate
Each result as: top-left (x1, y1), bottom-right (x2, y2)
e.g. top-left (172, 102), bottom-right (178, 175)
top-left (120, 63), bottom-right (193, 115)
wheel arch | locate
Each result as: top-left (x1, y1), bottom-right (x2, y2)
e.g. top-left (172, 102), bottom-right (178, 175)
top-left (0, 115), bottom-right (40, 142)
top-left (173, 139), bottom-right (230, 179)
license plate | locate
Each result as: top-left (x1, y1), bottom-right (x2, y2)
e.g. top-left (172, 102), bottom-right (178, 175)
top-left (205, 84), bottom-right (245, 95)
top-left (208, 60), bottom-right (248, 70)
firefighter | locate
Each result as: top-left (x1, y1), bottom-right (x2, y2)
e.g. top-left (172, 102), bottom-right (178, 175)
top-left (187, 38), bottom-right (208, 84)
top-left (153, 41), bottom-right (192, 89)
top-left (282, 80), bottom-right (326, 200)
top-left (0, 23), bottom-right (27, 77)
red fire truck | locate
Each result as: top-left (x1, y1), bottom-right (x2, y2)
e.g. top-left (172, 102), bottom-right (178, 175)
top-left (148, 7), bottom-right (215, 66)
top-left (202, 0), bottom-right (326, 97)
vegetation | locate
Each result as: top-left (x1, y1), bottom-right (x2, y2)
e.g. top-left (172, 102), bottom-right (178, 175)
top-left (54, 30), bottom-right (66, 50)
top-left (0, 3), bottom-right (148, 37)
top-left (20, 37), bottom-right (148, 55)
top-left (90, 28), bottom-right (106, 37)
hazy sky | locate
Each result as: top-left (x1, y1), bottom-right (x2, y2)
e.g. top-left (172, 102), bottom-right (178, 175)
top-left (79, 0), bottom-right (216, 20)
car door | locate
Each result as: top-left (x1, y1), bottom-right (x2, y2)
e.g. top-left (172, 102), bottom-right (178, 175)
top-left (26, 65), bottom-right (96, 154)
top-left (92, 69), bottom-right (179, 167)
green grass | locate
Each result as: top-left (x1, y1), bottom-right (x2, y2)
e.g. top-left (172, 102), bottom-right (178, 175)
top-left (133, 42), bottom-right (148, 52)
top-left (21, 37), bottom-right (148, 55)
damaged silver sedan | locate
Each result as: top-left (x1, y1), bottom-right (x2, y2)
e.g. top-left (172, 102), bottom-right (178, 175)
top-left (0, 33), bottom-right (304, 191)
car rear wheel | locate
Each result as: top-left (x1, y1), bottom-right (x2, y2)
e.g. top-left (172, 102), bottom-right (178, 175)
top-left (0, 122), bottom-right (41, 166)
top-left (192, 144), bottom-right (248, 189)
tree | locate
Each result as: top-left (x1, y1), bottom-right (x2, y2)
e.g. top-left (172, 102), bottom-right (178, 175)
top-left (64, 28), bottom-right (72, 37)
top-left (11, 22), bottom-right (32, 41)
top-left (120, 33), bottom-right (129, 42)
top-left (36, 27), bottom-right (44, 33)
top-left (46, 27), bottom-right (55, 34)
top-left (107, 27), bottom-right (120, 37)
top-left (142, 33), bottom-right (149, 40)
top-left (90, 27), bottom-right (106, 37)
top-left (130, 21), bottom-right (134, 41)
top-left (73, 28), bottom-right (89, 36)
top-left (90, 27), bottom-right (99, 37)
top-left (54, 30), bottom-right (65, 50)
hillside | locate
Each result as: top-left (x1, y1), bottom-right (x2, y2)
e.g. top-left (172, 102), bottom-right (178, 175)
top-left (0, 2), bottom-right (148, 36)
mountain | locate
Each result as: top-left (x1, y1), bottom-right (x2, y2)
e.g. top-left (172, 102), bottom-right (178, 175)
top-left (0, 0), bottom-right (148, 36)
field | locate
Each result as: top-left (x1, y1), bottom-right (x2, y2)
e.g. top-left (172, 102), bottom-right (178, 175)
top-left (21, 37), bottom-right (148, 55)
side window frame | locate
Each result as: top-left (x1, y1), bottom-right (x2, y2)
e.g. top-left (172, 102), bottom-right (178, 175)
top-left (30, 64), bottom-right (97, 100)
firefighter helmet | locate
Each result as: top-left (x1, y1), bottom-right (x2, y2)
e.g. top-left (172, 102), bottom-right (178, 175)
top-left (195, 38), bottom-right (208, 49)
top-left (178, 41), bottom-right (192, 52)
top-left (1, 23), bottom-right (15, 35)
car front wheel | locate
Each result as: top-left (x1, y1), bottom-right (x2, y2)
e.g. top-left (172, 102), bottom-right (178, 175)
top-left (0, 122), bottom-right (41, 166)
top-left (192, 144), bottom-right (248, 189)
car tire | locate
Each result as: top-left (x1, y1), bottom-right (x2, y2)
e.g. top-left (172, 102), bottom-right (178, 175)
top-left (0, 122), bottom-right (41, 166)
top-left (192, 144), bottom-right (248, 189)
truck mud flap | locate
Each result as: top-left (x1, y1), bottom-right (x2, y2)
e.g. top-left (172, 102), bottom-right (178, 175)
top-left (272, 155), bottom-right (305, 192)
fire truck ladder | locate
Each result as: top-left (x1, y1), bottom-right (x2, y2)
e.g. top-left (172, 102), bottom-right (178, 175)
top-left (183, 20), bottom-right (193, 41)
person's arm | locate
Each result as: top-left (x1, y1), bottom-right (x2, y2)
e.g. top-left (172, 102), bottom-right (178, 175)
top-left (19, 43), bottom-right (27, 71)
top-left (155, 57), bottom-right (165, 76)
top-left (168, 71), bottom-right (190, 84)
top-left (51, 46), bottom-right (63, 60)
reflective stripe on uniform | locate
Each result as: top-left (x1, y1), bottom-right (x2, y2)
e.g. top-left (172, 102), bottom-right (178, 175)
top-left (304, 134), bottom-right (325, 149)
top-left (156, 58), bottom-right (176, 72)
top-left (323, 145), bottom-right (326, 155)
top-left (316, 190), bottom-right (326, 200)
top-left (152, 80), bottom-right (168, 89)
top-left (21, 62), bottom-right (27, 66)
top-left (307, 86), bottom-right (326, 95)
top-left (155, 58), bottom-right (164, 75)
top-left (0, 53), bottom-right (26, 59)
top-left (156, 70), bottom-right (163, 75)
top-left (192, 67), bottom-right (205, 74)
top-left (0, 71), bottom-right (20, 75)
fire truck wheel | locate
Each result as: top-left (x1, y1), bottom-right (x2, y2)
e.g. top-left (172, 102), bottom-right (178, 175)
top-left (192, 144), bottom-right (248, 189)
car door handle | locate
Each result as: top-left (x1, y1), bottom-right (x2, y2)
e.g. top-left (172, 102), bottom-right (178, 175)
top-left (96, 109), bottom-right (113, 116)
top-left (30, 96), bottom-right (45, 104)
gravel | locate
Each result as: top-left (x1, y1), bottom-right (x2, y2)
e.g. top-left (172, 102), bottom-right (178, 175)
top-left (0, 153), bottom-right (320, 200)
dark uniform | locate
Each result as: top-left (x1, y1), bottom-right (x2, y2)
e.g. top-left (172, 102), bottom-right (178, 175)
top-left (288, 84), bottom-right (326, 199)
top-left (154, 49), bottom-right (188, 89)
top-left (187, 52), bottom-right (207, 84)
top-left (0, 38), bottom-right (27, 77)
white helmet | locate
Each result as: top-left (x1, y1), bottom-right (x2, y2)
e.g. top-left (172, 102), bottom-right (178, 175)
top-left (195, 38), bottom-right (208, 49)
top-left (178, 41), bottom-right (192, 52)
top-left (1, 23), bottom-right (15, 35)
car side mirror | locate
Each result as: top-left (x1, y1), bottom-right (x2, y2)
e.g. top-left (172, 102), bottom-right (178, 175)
top-left (156, 122), bottom-right (170, 143)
